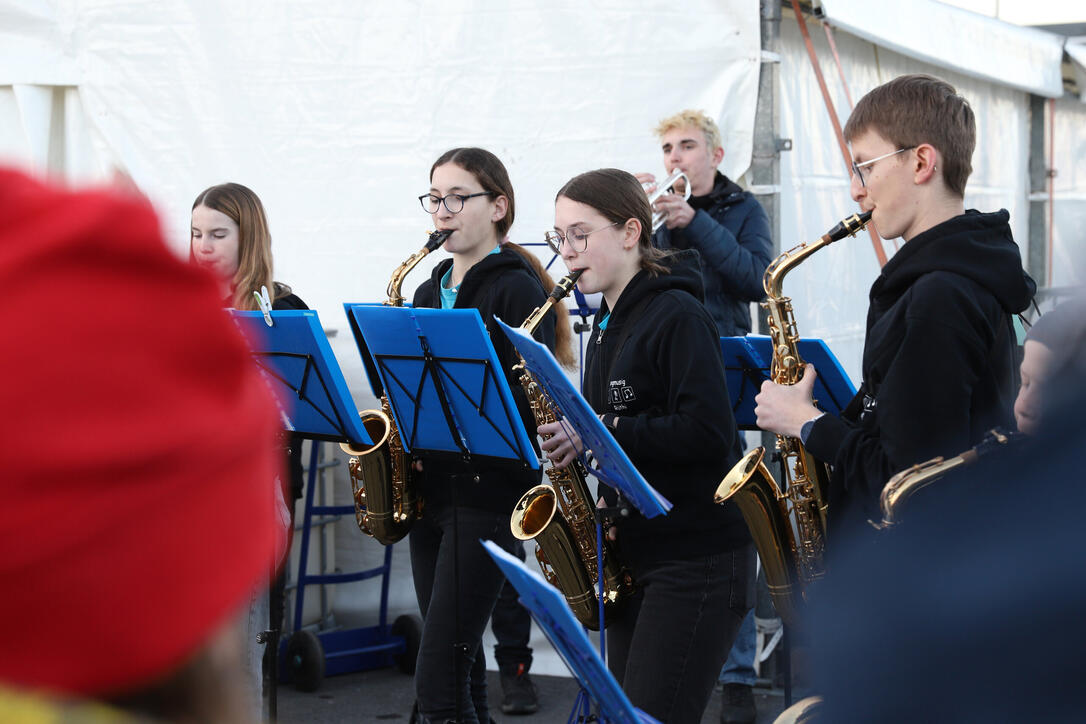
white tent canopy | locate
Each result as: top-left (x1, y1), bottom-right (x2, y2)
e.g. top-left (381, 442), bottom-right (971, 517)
top-left (819, 0), bottom-right (1066, 98)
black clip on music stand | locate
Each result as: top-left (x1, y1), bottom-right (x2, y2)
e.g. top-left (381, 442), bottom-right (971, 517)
top-left (345, 303), bottom-right (541, 721)
top-left (496, 318), bottom-right (671, 721)
top-left (234, 308), bottom-right (413, 704)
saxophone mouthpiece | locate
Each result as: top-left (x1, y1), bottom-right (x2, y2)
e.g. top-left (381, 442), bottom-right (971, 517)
top-left (549, 268), bottom-right (585, 301)
top-left (825, 211), bottom-right (873, 243)
top-left (425, 228), bottom-right (453, 252)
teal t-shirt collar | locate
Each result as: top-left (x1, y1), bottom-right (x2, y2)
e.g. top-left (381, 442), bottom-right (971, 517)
top-left (439, 245), bottom-right (502, 309)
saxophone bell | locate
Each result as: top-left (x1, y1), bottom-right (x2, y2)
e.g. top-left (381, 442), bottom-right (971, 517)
top-left (508, 269), bottom-right (634, 630)
top-left (715, 210), bottom-right (872, 627)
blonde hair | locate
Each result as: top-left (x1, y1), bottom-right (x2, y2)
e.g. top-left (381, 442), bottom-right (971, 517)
top-left (654, 109), bottom-right (723, 152)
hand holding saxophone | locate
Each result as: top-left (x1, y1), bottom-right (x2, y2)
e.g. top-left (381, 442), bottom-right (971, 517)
top-left (537, 419), bottom-right (583, 469)
top-left (754, 363), bottom-right (821, 439)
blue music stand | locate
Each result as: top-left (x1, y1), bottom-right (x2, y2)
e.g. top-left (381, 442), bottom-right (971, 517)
top-left (497, 317), bottom-right (673, 719)
top-left (483, 541), bottom-right (660, 724)
top-left (496, 318), bottom-right (670, 517)
top-left (233, 309), bottom-right (413, 691)
top-left (344, 304), bottom-right (540, 470)
top-left (720, 335), bottom-right (857, 430)
top-left (233, 309), bottom-right (373, 446)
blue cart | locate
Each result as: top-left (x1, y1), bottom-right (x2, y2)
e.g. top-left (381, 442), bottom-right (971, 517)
top-left (280, 443), bottom-right (421, 691)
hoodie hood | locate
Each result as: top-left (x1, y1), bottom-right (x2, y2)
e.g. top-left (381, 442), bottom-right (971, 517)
top-left (873, 209), bottom-right (1035, 314)
top-left (425, 244), bottom-right (538, 306)
top-left (601, 249), bottom-right (705, 322)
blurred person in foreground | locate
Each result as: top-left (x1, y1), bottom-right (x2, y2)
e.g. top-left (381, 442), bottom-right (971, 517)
top-left (0, 166), bottom-right (285, 723)
top-left (1013, 296), bottom-right (1086, 435)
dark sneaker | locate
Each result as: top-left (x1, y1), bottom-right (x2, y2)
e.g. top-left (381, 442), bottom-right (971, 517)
top-left (720, 683), bottom-right (756, 724)
top-left (500, 663), bottom-right (539, 715)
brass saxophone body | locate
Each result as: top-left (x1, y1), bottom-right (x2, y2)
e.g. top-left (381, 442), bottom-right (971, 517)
top-left (340, 229), bottom-right (451, 544)
top-left (714, 211), bottom-right (870, 626)
top-left (873, 428), bottom-right (1023, 529)
top-left (509, 269), bottom-right (635, 630)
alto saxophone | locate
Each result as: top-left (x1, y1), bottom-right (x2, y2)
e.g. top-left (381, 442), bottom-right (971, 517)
top-left (873, 428), bottom-right (1023, 529)
top-left (714, 211), bottom-right (870, 626)
top-left (340, 229), bottom-right (451, 545)
top-left (509, 269), bottom-right (635, 630)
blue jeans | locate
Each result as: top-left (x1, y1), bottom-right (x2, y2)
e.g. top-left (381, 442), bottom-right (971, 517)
top-left (719, 609), bottom-right (757, 686)
top-left (409, 505), bottom-right (516, 724)
top-left (607, 544), bottom-right (756, 724)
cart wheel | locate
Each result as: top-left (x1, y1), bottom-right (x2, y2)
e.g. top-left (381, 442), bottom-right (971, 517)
top-left (285, 630), bottom-right (325, 692)
top-left (391, 614), bottom-right (423, 675)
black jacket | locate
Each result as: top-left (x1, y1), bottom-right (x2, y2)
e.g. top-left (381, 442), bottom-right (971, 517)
top-left (806, 210), bottom-right (1036, 538)
top-left (652, 172), bottom-right (773, 336)
top-left (412, 246), bottom-right (555, 514)
top-left (587, 250), bottom-right (749, 565)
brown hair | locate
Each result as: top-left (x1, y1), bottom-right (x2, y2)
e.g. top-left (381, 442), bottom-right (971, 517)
top-left (430, 148), bottom-right (515, 239)
top-left (843, 74), bottom-right (975, 198)
top-left (555, 168), bottom-right (670, 276)
top-left (503, 243), bottom-right (576, 369)
top-left (191, 182), bottom-right (291, 310)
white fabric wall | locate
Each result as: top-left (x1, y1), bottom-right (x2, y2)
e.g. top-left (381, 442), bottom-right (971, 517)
top-left (1, 0), bottom-right (761, 408)
top-left (779, 15), bottom-right (1031, 385)
top-left (1051, 98), bottom-right (1086, 289)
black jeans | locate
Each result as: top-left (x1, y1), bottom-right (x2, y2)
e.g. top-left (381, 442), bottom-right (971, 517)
top-left (409, 505), bottom-right (515, 723)
top-left (490, 540), bottom-right (533, 674)
top-left (607, 544), bottom-right (756, 724)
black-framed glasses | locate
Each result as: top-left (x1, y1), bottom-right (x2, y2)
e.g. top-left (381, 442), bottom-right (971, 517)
top-left (851, 146), bottom-right (915, 187)
top-left (419, 191), bottom-right (495, 214)
top-left (544, 221), bottom-right (621, 254)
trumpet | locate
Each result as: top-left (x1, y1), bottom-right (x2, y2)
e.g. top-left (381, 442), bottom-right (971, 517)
top-left (645, 169), bottom-right (692, 232)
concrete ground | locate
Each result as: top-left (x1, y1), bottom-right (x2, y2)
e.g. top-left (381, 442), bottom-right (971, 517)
top-left (277, 667), bottom-right (788, 723)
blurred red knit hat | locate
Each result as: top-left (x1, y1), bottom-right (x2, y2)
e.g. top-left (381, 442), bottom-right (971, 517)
top-left (0, 167), bottom-right (283, 696)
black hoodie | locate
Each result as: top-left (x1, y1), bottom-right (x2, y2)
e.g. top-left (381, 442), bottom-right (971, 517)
top-left (805, 209), bottom-right (1036, 540)
top-left (587, 250), bottom-right (750, 567)
top-left (411, 245), bottom-right (555, 514)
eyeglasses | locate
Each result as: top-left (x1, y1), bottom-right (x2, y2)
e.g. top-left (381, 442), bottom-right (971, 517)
top-left (544, 222), bottom-right (621, 254)
top-left (419, 191), bottom-right (495, 214)
top-left (851, 146), bottom-right (916, 187)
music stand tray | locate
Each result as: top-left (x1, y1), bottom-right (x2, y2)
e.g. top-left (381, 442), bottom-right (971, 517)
top-left (720, 335), bottom-right (857, 431)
